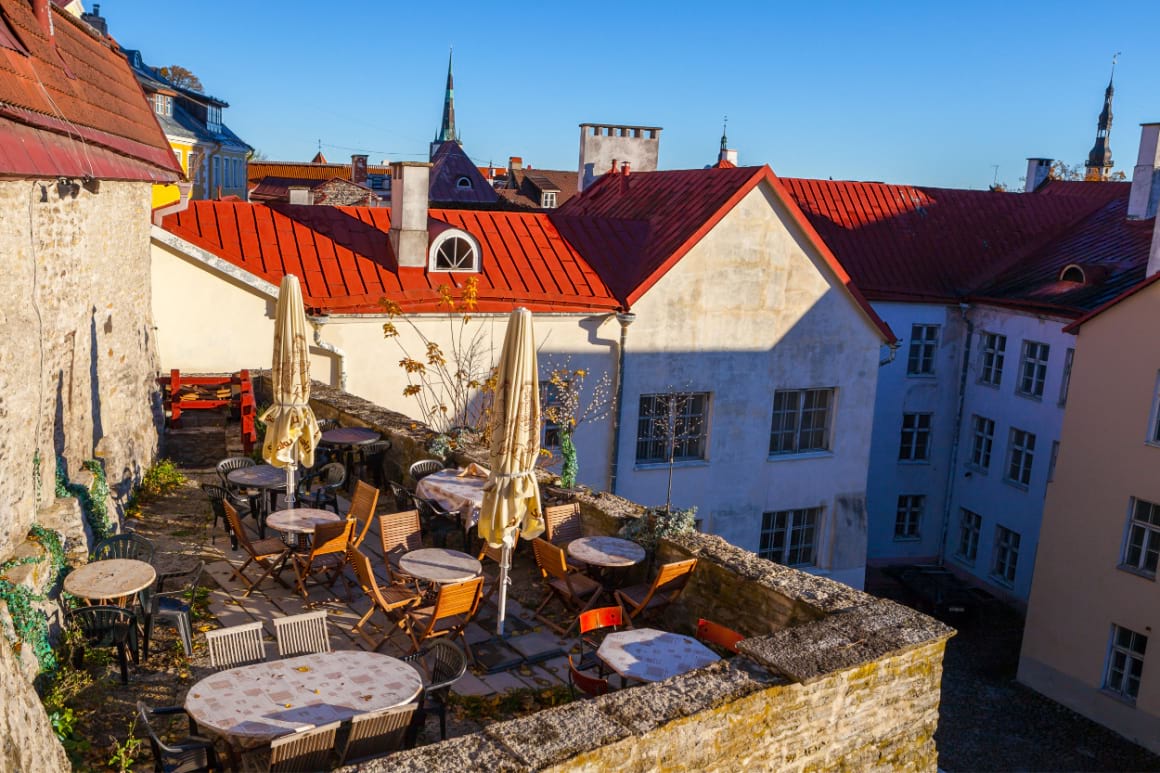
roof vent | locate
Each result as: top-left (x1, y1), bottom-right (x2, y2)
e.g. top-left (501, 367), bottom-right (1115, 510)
top-left (1060, 264), bottom-right (1086, 283)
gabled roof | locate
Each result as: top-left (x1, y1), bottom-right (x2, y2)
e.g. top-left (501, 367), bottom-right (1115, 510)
top-left (160, 201), bottom-right (619, 314)
top-left (500, 168), bottom-right (580, 210)
top-left (248, 161), bottom-right (392, 186)
top-left (778, 178), bottom-right (1123, 307)
top-left (0, 1), bottom-right (180, 181)
top-left (249, 176), bottom-right (382, 203)
top-left (428, 141), bottom-right (499, 205)
top-left (1062, 260), bottom-right (1160, 334)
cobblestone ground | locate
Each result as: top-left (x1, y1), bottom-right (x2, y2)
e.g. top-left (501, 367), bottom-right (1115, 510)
top-left (867, 569), bottom-right (1160, 772)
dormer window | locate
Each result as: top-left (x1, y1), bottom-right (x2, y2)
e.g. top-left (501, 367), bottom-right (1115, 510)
top-left (207, 105), bottom-right (222, 133)
top-left (455, 176), bottom-right (473, 190)
top-left (429, 230), bottom-right (480, 272)
top-left (541, 191), bottom-right (558, 208)
top-left (1060, 264), bottom-right (1086, 283)
top-left (151, 93), bottom-right (173, 117)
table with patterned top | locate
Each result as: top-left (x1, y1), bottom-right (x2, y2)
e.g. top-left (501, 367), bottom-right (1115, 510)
top-left (414, 468), bottom-right (487, 530)
top-left (184, 650), bottom-right (422, 745)
top-left (596, 628), bottom-right (720, 683)
top-left (397, 548), bottom-right (482, 584)
top-left (567, 536), bottom-right (646, 568)
top-left (63, 558), bottom-right (156, 606)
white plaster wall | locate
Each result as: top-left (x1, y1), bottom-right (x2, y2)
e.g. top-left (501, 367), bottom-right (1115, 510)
top-left (947, 304), bottom-right (1072, 602)
top-left (618, 183), bottom-right (883, 585)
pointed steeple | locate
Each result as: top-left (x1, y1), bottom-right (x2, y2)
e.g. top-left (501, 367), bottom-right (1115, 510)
top-left (435, 48), bottom-right (458, 145)
top-left (716, 116), bottom-right (738, 168)
top-left (1085, 54), bottom-right (1119, 181)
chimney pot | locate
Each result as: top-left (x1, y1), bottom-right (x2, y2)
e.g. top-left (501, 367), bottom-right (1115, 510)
top-left (622, 161), bottom-right (631, 176)
top-left (609, 159), bottom-right (618, 175)
top-left (1024, 158), bottom-right (1053, 193)
top-left (33, 0), bottom-right (52, 37)
top-left (351, 154), bottom-right (368, 186)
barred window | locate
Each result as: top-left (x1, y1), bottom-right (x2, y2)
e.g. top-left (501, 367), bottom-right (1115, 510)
top-left (759, 508), bottom-right (820, 567)
top-left (770, 388), bottom-right (834, 455)
top-left (635, 392), bottom-right (709, 464)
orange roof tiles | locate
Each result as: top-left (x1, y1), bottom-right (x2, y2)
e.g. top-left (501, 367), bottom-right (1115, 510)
top-left (248, 161), bottom-right (391, 186)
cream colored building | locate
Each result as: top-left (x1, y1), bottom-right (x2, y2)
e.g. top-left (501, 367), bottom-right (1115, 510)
top-left (1018, 218), bottom-right (1160, 753)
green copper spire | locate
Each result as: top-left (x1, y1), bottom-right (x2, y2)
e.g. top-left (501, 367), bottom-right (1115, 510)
top-left (436, 48), bottom-right (457, 144)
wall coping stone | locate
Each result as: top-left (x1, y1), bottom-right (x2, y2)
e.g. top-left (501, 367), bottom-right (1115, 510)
top-left (485, 697), bottom-right (631, 770)
top-left (371, 731), bottom-right (527, 772)
top-left (738, 598), bottom-right (956, 684)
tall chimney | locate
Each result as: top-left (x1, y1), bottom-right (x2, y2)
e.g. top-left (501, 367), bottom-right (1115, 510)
top-left (389, 162), bottom-right (431, 269)
top-left (350, 154), bottom-right (368, 186)
top-left (1128, 123), bottom-right (1160, 220)
top-left (1024, 158), bottom-right (1052, 193)
top-left (1148, 208), bottom-right (1160, 278)
top-left (288, 186), bottom-right (312, 205)
top-left (32, 0), bottom-right (52, 37)
top-left (577, 123), bottom-right (662, 192)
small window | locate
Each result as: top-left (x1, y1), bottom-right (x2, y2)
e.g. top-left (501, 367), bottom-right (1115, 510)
top-left (894, 495), bottom-right (924, 541)
top-left (1121, 498), bottom-right (1160, 577)
top-left (207, 105), bottom-right (222, 133)
top-left (1104, 625), bottom-right (1148, 702)
top-left (992, 525), bottom-right (1021, 585)
top-left (428, 231), bottom-right (480, 272)
top-left (1060, 264), bottom-right (1086, 283)
top-left (899, 412), bottom-right (932, 461)
top-left (1005, 427), bottom-right (1036, 487)
top-left (759, 508), bottom-right (820, 567)
top-left (969, 415), bottom-right (995, 471)
top-left (770, 388), bottom-right (835, 455)
top-left (957, 509), bottom-right (982, 563)
top-left (907, 324), bottom-right (939, 375)
top-left (541, 382), bottom-right (564, 450)
top-left (1018, 341), bottom-right (1050, 398)
top-left (978, 332), bottom-right (1006, 386)
top-left (540, 191), bottom-right (558, 208)
top-left (635, 392), bottom-right (710, 464)
top-left (455, 176), bottom-right (473, 190)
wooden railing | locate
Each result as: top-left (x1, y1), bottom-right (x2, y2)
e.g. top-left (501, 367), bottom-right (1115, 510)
top-left (158, 369), bottom-right (257, 453)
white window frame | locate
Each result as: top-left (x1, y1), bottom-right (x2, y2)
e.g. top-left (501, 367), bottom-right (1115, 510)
top-left (1058, 348), bottom-right (1075, 406)
top-left (635, 392), bottom-right (710, 465)
top-left (1120, 498), bottom-right (1160, 578)
top-left (540, 191), bottom-right (558, 208)
top-left (991, 524), bottom-right (1021, 586)
top-left (541, 382), bottom-right (564, 450)
top-left (893, 495), bottom-right (924, 541)
top-left (907, 324), bottom-right (939, 376)
top-left (428, 229), bottom-right (481, 272)
top-left (978, 332), bottom-right (1006, 386)
top-left (207, 104), bottom-right (222, 133)
top-left (899, 412), bottom-right (932, 462)
top-left (956, 509), bottom-right (981, 563)
top-left (1103, 625), bottom-right (1148, 703)
top-left (759, 507), bottom-right (820, 567)
top-left (1017, 340), bottom-right (1050, 399)
top-left (969, 414), bottom-right (995, 471)
top-left (769, 387), bottom-right (835, 456)
top-left (1005, 427), bottom-right (1036, 488)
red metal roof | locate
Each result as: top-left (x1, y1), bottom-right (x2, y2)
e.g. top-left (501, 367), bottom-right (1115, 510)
top-left (161, 201), bottom-right (620, 314)
top-left (778, 177), bottom-right (1120, 305)
top-left (247, 161), bottom-right (391, 186)
top-left (0, 0), bottom-right (180, 180)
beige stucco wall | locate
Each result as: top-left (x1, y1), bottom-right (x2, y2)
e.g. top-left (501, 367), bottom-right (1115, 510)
top-left (1018, 280), bottom-right (1160, 753)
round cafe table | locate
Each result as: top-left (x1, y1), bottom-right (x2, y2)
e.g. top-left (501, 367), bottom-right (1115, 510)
top-left (397, 548), bottom-right (481, 584)
top-left (266, 507), bottom-right (342, 536)
top-left (63, 558), bottom-right (156, 606)
top-left (320, 427), bottom-right (381, 484)
top-left (226, 464), bottom-right (288, 537)
top-left (184, 650), bottom-right (422, 746)
top-left (567, 536), bottom-right (646, 568)
top-left (596, 628), bottom-right (720, 683)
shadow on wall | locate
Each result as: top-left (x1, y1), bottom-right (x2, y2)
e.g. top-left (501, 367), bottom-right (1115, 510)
top-left (89, 307), bottom-right (104, 454)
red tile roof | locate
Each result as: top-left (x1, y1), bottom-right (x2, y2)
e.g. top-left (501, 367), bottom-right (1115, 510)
top-left (247, 161), bottom-right (391, 186)
top-left (161, 201), bottom-right (620, 314)
top-left (554, 165), bottom-right (894, 341)
top-left (0, 0), bottom-right (180, 180)
top-left (778, 178), bottom-right (1120, 306)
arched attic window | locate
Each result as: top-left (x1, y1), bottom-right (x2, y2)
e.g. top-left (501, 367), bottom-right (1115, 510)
top-left (456, 176), bottom-right (473, 189)
top-left (1060, 264), bottom-right (1086, 283)
top-left (429, 229), bottom-right (481, 272)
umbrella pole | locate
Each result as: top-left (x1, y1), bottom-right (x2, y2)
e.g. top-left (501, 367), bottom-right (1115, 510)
top-left (496, 541), bottom-right (511, 637)
top-left (285, 444), bottom-right (298, 508)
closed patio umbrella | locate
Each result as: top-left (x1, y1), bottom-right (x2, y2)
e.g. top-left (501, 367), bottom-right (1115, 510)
top-left (259, 274), bottom-right (321, 508)
top-left (479, 307), bottom-right (545, 636)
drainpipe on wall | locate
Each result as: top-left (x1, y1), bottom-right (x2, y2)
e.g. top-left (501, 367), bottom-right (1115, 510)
top-left (607, 310), bottom-right (636, 495)
top-left (310, 315), bottom-right (347, 391)
top-left (152, 181), bottom-right (194, 226)
top-left (937, 303), bottom-right (974, 565)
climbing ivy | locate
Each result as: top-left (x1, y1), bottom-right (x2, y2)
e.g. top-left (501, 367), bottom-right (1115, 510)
top-left (0, 525), bottom-right (67, 674)
top-left (56, 457), bottom-right (111, 543)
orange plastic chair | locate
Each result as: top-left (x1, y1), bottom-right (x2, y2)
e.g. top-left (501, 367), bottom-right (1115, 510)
top-left (696, 618), bottom-right (744, 654)
top-left (578, 606), bottom-right (623, 673)
top-left (614, 558), bottom-right (698, 622)
top-left (568, 654), bottom-right (609, 698)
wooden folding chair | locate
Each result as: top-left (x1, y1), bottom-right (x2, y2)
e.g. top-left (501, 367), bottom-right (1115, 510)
top-left (337, 704), bottom-right (417, 765)
top-left (379, 509), bottom-right (423, 584)
top-left (476, 529), bottom-right (519, 605)
top-left (273, 611), bottom-right (331, 657)
top-left (223, 502), bottom-right (290, 597)
top-left (289, 519), bottom-right (354, 600)
top-left (347, 480), bottom-right (381, 549)
top-left (696, 618), bottom-right (744, 654)
top-left (402, 576), bottom-right (484, 660)
top-left (348, 547), bottom-right (420, 650)
top-left (614, 558), bottom-right (698, 623)
top-left (544, 503), bottom-right (582, 546)
top-left (531, 538), bottom-right (603, 635)
top-left (269, 721), bottom-right (339, 772)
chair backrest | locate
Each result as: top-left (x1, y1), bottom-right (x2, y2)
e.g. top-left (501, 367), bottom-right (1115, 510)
top-left (408, 459), bottom-right (443, 481)
top-left (338, 704), bottom-right (417, 765)
top-left (316, 462), bottom-right (347, 489)
top-left (477, 529), bottom-right (519, 564)
top-left (544, 503), bottom-right (582, 545)
top-left (579, 606), bottom-right (622, 635)
top-left (202, 482), bottom-right (228, 516)
top-left (379, 510), bottom-right (423, 565)
top-left (388, 481), bottom-right (414, 512)
top-left (92, 533), bottom-right (155, 563)
top-left (347, 547), bottom-right (382, 601)
top-left (274, 611), bottom-right (331, 657)
top-left (347, 481), bottom-right (380, 547)
top-left (307, 519), bottom-right (354, 562)
top-left (223, 501), bottom-right (261, 557)
top-left (155, 560), bottom-right (205, 600)
top-left (636, 558), bottom-right (698, 610)
top-left (532, 538), bottom-right (571, 581)
top-left (71, 605), bottom-right (134, 643)
top-left (568, 654), bottom-right (608, 698)
top-left (269, 721), bottom-right (339, 772)
top-left (431, 577), bottom-right (484, 624)
top-left (205, 621), bottom-right (265, 669)
top-left (696, 618), bottom-right (744, 654)
top-left (137, 701), bottom-right (218, 771)
top-left (426, 639), bottom-right (468, 691)
top-left (217, 456), bottom-right (255, 487)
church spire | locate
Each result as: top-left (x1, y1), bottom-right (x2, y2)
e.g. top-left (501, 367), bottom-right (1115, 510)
top-left (1085, 54), bottom-right (1119, 181)
top-left (436, 48), bottom-right (458, 145)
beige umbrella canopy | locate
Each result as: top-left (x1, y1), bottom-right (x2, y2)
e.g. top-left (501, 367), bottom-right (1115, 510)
top-left (479, 307), bottom-right (544, 635)
top-left (259, 274), bottom-right (321, 506)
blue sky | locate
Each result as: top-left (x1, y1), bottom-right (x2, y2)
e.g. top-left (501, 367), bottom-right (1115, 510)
top-left (104, 0), bottom-right (1159, 189)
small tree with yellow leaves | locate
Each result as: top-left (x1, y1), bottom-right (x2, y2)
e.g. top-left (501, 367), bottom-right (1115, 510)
top-left (541, 361), bottom-right (612, 489)
top-left (380, 278), bottom-right (497, 437)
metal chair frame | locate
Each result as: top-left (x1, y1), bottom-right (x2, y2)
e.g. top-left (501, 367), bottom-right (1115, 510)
top-left (401, 639), bottom-right (467, 741)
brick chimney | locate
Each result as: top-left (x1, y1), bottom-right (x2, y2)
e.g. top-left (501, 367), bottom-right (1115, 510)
top-left (1024, 158), bottom-right (1052, 193)
top-left (1128, 124), bottom-right (1160, 220)
top-left (389, 162), bottom-right (431, 269)
top-left (351, 154), bottom-right (368, 186)
top-left (288, 186), bottom-right (312, 205)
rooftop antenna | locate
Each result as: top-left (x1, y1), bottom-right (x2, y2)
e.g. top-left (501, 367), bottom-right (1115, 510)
top-left (317, 138), bottom-right (322, 153)
top-left (1111, 51), bottom-right (1120, 80)
top-left (991, 165), bottom-right (1000, 186)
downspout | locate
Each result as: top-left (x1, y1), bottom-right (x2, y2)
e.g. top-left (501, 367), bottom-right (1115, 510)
top-left (607, 310), bottom-right (636, 495)
top-left (938, 303), bottom-right (973, 564)
top-left (310, 315), bottom-right (347, 392)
